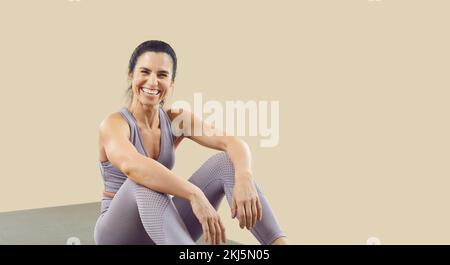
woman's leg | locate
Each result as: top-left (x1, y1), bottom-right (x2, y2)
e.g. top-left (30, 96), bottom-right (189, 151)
top-left (94, 178), bottom-right (195, 245)
top-left (173, 152), bottom-right (286, 245)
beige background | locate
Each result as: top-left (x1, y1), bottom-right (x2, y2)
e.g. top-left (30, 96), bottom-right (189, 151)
top-left (0, 0), bottom-right (449, 244)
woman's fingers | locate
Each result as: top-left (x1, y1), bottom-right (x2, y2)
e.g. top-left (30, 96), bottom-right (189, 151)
top-left (214, 222), bottom-right (220, 245)
top-left (202, 221), bottom-right (210, 244)
top-left (231, 198), bottom-right (237, 219)
top-left (236, 197), bottom-right (264, 230)
top-left (251, 199), bottom-right (258, 228)
top-left (208, 218), bottom-right (216, 245)
top-left (238, 203), bottom-right (246, 229)
top-left (191, 192), bottom-right (226, 245)
top-left (219, 218), bottom-right (226, 244)
top-left (256, 197), bottom-right (263, 221)
top-left (203, 215), bottom-right (225, 245)
top-left (214, 220), bottom-right (222, 245)
top-left (245, 201), bottom-right (252, 230)
top-left (237, 198), bottom-right (264, 229)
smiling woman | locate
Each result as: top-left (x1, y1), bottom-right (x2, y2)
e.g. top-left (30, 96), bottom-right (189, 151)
top-left (125, 40), bottom-right (177, 107)
top-left (93, 40), bottom-right (288, 245)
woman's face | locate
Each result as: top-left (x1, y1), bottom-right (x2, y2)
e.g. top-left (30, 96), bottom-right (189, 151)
top-left (129, 51), bottom-right (174, 107)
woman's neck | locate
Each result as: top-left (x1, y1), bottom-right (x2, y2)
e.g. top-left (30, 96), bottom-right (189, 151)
top-left (128, 101), bottom-right (160, 130)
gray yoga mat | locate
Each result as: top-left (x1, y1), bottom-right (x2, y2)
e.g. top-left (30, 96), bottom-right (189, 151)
top-left (0, 202), bottom-right (240, 245)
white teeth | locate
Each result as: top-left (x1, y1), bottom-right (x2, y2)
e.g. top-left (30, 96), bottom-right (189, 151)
top-left (141, 88), bottom-right (160, 95)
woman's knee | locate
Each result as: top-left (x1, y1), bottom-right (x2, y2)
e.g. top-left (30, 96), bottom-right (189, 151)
top-left (209, 152), bottom-right (235, 178)
top-left (134, 183), bottom-right (171, 210)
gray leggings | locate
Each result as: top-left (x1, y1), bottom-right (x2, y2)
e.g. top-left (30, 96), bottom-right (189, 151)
top-left (94, 152), bottom-right (285, 245)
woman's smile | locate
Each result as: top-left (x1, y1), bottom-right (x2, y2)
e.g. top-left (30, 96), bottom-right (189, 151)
top-left (141, 87), bottom-right (161, 97)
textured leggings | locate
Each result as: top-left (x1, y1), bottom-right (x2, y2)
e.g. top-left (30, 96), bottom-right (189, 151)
top-left (94, 152), bottom-right (286, 245)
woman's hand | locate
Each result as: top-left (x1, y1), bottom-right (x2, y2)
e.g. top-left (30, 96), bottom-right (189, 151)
top-left (231, 174), bottom-right (262, 230)
top-left (190, 189), bottom-right (226, 245)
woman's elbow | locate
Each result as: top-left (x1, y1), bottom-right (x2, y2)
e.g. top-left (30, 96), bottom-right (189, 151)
top-left (119, 159), bottom-right (137, 178)
top-left (120, 158), bottom-right (153, 186)
top-left (227, 136), bottom-right (248, 150)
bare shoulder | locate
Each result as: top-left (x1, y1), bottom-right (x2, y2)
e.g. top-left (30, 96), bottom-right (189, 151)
top-left (165, 108), bottom-right (193, 146)
top-left (165, 107), bottom-right (191, 122)
top-left (99, 112), bottom-right (130, 139)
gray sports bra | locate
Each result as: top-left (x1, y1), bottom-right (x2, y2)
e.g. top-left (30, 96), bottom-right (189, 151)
top-left (99, 107), bottom-right (176, 193)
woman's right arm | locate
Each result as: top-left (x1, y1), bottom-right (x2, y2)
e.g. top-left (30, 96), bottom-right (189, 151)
top-left (99, 114), bottom-right (226, 244)
top-left (99, 113), bottom-right (199, 201)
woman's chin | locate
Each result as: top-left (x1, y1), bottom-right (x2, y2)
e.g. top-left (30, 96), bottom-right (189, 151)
top-left (139, 98), bottom-right (161, 107)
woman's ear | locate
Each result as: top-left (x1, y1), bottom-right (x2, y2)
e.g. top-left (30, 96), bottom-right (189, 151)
top-left (169, 79), bottom-right (175, 96)
top-left (127, 72), bottom-right (133, 84)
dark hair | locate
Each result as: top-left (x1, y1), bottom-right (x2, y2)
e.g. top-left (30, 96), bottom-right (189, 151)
top-left (126, 40), bottom-right (177, 105)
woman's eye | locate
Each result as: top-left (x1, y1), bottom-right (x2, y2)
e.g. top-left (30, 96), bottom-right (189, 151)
top-left (141, 70), bottom-right (149, 74)
top-left (158, 74), bottom-right (168, 78)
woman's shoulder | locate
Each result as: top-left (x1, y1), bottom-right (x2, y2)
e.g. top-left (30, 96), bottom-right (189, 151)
top-left (99, 111), bottom-right (129, 134)
top-left (164, 107), bottom-right (191, 122)
top-left (98, 111), bottom-right (131, 155)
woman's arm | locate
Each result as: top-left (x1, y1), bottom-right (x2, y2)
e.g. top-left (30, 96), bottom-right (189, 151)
top-left (169, 109), bottom-right (252, 179)
top-left (99, 113), bottom-right (200, 201)
top-left (219, 137), bottom-right (253, 180)
top-left (99, 112), bottom-right (226, 245)
top-left (168, 109), bottom-right (262, 229)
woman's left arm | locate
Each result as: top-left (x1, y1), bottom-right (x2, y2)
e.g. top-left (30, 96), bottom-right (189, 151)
top-left (168, 109), bottom-right (262, 230)
top-left (220, 137), bottom-right (263, 231)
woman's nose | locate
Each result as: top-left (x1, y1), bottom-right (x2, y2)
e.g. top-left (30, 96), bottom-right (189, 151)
top-left (147, 73), bottom-right (158, 86)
